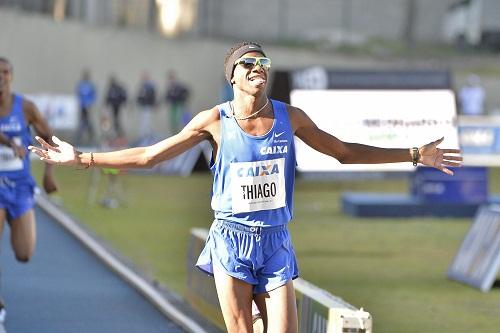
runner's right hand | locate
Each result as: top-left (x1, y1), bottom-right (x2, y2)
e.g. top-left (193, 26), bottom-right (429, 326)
top-left (29, 136), bottom-right (78, 166)
top-left (10, 141), bottom-right (26, 159)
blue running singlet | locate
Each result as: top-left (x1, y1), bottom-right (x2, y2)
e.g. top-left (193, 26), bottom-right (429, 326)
top-left (210, 99), bottom-right (296, 227)
top-left (0, 94), bottom-right (33, 180)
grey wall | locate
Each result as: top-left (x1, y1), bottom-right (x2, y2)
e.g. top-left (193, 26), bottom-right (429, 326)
top-left (0, 9), bottom-right (384, 138)
top-left (197, 0), bottom-right (458, 43)
top-left (0, 9), bottom-right (226, 138)
top-left (0, 8), bottom-right (397, 96)
top-left (3, 7), bottom-right (499, 139)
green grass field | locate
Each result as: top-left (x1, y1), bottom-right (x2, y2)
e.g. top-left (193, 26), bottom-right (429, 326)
top-left (32, 162), bottom-right (500, 333)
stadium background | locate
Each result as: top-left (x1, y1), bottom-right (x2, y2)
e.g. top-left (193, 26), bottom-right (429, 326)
top-left (2, 1), bottom-right (500, 332)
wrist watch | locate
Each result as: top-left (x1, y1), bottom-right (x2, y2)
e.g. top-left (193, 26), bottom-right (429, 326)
top-left (411, 147), bottom-right (419, 166)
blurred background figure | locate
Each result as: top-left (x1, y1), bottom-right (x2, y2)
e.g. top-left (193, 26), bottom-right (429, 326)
top-left (165, 70), bottom-right (190, 135)
top-left (105, 75), bottom-right (127, 139)
top-left (75, 69), bottom-right (96, 146)
top-left (136, 72), bottom-right (157, 139)
top-left (86, 107), bottom-right (127, 209)
top-left (458, 74), bottom-right (486, 116)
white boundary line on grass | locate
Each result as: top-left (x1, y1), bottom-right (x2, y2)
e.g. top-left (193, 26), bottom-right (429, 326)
top-left (36, 194), bottom-right (208, 333)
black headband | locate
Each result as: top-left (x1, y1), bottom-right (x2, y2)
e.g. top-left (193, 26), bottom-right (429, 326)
top-left (225, 44), bottom-right (266, 84)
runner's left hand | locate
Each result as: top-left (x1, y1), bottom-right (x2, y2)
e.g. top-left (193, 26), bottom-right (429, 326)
top-left (418, 137), bottom-right (462, 175)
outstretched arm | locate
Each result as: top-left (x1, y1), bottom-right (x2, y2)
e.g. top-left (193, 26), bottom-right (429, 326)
top-left (289, 106), bottom-right (462, 175)
top-left (24, 100), bottom-right (58, 193)
top-left (29, 107), bottom-right (220, 169)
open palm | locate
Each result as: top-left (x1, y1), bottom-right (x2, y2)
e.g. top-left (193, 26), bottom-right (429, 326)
top-left (29, 136), bottom-right (78, 166)
top-left (419, 137), bottom-right (462, 175)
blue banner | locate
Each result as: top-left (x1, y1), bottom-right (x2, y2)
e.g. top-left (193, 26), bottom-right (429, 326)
top-left (459, 125), bottom-right (500, 154)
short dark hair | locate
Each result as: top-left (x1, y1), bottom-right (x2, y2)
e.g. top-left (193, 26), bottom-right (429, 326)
top-left (0, 57), bottom-right (13, 73)
top-left (224, 41), bottom-right (265, 84)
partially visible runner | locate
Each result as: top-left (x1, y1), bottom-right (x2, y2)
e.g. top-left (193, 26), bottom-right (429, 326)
top-left (29, 42), bottom-right (462, 333)
top-left (0, 57), bottom-right (58, 323)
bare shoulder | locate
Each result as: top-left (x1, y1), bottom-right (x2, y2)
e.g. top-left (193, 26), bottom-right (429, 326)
top-left (181, 105), bottom-right (221, 141)
top-left (186, 106), bottom-right (220, 130)
top-left (283, 102), bottom-right (313, 133)
top-left (193, 106), bottom-right (221, 123)
top-left (284, 103), bottom-right (303, 116)
top-left (21, 98), bottom-right (40, 123)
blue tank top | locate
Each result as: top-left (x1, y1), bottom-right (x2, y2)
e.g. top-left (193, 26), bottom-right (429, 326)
top-left (211, 99), bottom-right (296, 227)
top-left (0, 94), bottom-right (33, 180)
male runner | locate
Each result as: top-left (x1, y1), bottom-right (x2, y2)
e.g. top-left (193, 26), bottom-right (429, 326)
top-left (0, 57), bottom-right (58, 322)
top-left (30, 42), bottom-right (462, 333)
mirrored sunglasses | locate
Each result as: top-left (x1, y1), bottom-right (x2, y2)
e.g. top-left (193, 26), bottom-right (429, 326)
top-left (234, 57), bottom-right (272, 70)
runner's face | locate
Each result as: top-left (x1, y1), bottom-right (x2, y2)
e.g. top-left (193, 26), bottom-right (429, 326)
top-left (0, 61), bottom-right (12, 93)
top-left (232, 51), bottom-right (269, 93)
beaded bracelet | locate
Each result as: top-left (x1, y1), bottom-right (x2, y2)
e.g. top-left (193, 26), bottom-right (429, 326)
top-left (85, 152), bottom-right (94, 169)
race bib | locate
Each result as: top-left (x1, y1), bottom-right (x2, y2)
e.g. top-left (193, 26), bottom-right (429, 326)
top-left (0, 137), bottom-right (23, 171)
top-left (230, 158), bottom-right (286, 214)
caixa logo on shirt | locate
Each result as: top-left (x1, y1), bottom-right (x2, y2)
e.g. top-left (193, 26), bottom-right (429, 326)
top-left (236, 163), bottom-right (280, 177)
top-left (0, 119), bottom-right (22, 132)
top-left (260, 145), bottom-right (288, 155)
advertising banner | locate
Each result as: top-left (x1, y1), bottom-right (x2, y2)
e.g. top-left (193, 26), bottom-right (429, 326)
top-left (27, 94), bottom-right (79, 131)
top-left (290, 89), bottom-right (460, 172)
top-left (458, 115), bottom-right (500, 166)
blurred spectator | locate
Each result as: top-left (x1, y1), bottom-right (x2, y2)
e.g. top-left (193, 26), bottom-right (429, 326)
top-left (105, 75), bottom-right (127, 138)
top-left (165, 71), bottom-right (190, 134)
top-left (97, 112), bottom-right (127, 209)
top-left (458, 74), bottom-right (485, 116)
top-left (136, 72), bottom-right (157, 138)
top-left (75, 69), bottom-right (97, 145)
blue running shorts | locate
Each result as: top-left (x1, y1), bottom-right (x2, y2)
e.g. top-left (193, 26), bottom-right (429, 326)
top-left (196, 219), bottom-right (299, 294)
top-left (0, 176), bottom-right (35, 221)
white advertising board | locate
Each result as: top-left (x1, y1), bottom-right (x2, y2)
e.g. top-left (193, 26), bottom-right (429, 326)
top-left (290, 89), bottom-right (460, 172)
top-left (26, 94), bottom-right (79, 131)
